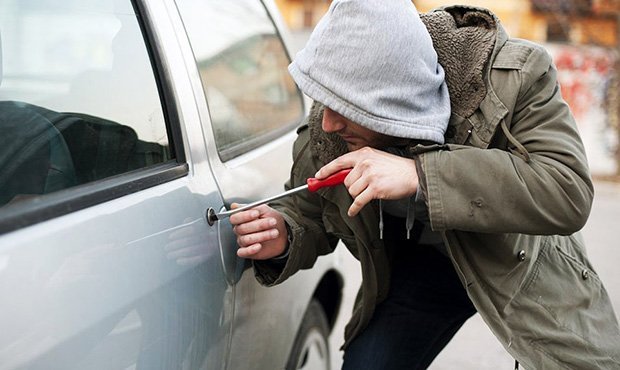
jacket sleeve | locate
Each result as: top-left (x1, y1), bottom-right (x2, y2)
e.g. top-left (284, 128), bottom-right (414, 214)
top-left (418, 45), bottom-right (594, 235)
top-left (253, 127), bottom-right (339, 286)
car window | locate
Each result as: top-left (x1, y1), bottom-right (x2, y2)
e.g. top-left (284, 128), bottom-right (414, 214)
top-left (175, 0), bottom-right (304, 161)
top-left (0, 0), bottom-right (172, 208)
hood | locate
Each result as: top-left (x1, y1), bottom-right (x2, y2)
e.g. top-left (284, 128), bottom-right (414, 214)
top-left (305, 5), bottom-right (502, 165)
top-left (289, 0), bottom-right (450, 144)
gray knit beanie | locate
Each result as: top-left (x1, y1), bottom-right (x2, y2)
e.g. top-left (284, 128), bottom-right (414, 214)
top-left (289, 0), bottom-right (450, 144)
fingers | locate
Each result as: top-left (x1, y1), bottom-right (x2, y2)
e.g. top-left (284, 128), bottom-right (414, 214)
top-left (236, 227), bottom-right (280, 248)
top-left (236, 226), bottom-right (282, 258)
top-left (344, 166), bottom-right (366, 197)
top-left (315, 148), bottom-right (420, 217)
top-left (237, 243), bottom-right (262, 258)
top-left (228, 204), bottom-right (286, 259)
top-left (229, 206), bottom-right (280, 248)
top-left (234, 217), bottom-right (277, 235)
top-left (348, 188), bottom-right (375, 217)
top-left (315, 151), bottom-right (360, 179)
top-left (228, 202), bottom-right (258, 224)
top-left (315, 151), bottom-right (371, 216)
top-left (336, 162), bottom-right (380, 216)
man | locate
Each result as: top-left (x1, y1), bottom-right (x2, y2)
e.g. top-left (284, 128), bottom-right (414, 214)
top-left (230, 1), bottom-right (620, 369)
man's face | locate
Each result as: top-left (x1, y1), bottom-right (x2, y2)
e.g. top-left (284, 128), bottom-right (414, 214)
top-left (321, 107), bottom-right (407, 151)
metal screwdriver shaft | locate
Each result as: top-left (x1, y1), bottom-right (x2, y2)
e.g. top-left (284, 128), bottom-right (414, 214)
top-left (210, 169), bottom-right (351, 222)
top-left (213, 185), bottom-right (310, 219)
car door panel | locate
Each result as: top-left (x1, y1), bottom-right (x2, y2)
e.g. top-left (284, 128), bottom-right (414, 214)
top-left (0, 0), bottom-right (233, 368)
top-left (0, 180), bottom-right (231, 369)
top-left (170, 1), bottom-right (342, 368)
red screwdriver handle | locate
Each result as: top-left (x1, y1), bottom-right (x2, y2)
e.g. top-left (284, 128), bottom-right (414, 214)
top-left (307, 169), bottom-right (351, 193)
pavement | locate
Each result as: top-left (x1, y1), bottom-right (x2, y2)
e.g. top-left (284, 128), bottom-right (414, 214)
top-left (327, 180), bottom-right (620, 370)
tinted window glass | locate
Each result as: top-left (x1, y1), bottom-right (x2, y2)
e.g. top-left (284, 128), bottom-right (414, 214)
top-left (175, 0), bottom-right (304, 161)
top-left (0, 0), bottom-right (172, 208)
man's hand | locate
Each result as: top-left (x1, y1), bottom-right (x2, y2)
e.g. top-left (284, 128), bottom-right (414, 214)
top-left (229, 203), bottom-right (289, 260)
top-left (315, 147), bottom-right (419, 217)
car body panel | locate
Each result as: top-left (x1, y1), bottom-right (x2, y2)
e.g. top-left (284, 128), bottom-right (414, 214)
top-left (0, 179), bottom-right (231, 369)
top-left (0, 0), bottom-right (344, 369)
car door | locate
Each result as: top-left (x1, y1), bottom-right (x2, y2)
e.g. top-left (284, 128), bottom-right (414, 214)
top-left (172, 0), bottom-right (304, 283)
top-left (171, 1), bottom-right (319, 368)
top-left (0, 0), bottom-right (232, 369)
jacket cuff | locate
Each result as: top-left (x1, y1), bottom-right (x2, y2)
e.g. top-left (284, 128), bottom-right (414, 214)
top-left (252, 212), bottom-right (302, 286)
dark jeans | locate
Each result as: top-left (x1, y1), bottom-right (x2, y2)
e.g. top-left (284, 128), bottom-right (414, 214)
top-left (342, 243), bottom-right (477, 370)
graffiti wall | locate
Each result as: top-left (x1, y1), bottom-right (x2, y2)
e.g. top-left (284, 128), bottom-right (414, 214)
top-left (547, 44), bottom-right (619, 176)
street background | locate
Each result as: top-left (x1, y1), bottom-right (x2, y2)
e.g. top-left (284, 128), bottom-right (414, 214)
top-left (278, 1), bottom-right (620, 369)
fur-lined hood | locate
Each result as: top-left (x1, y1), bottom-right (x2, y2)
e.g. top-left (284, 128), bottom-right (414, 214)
top-left (307, 5), bottom-right (506, 165)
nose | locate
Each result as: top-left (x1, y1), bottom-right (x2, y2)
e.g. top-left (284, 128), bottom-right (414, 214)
top-left (322, 107), bottom-right (346, 133)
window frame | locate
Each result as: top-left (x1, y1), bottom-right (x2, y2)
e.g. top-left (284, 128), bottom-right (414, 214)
top-left (0, 0), bottom-right (188, 235)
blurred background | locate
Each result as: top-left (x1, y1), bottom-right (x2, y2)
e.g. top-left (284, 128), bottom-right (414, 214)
top-left (274, 1), bottom-right (620, 369)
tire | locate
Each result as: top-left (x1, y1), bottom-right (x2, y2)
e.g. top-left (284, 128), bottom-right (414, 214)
top-left (286, 299), bottom-right (331, 370)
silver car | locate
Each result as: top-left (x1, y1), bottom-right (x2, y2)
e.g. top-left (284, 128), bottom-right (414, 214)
top-left (0, 0), bottom-right (347, 369)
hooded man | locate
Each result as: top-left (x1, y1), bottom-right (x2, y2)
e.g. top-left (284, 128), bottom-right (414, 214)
top-left (230, 1), bottom-right (620, 369)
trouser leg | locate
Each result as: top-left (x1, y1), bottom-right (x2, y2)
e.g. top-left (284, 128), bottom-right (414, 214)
top-left (342, 246), bottom-right (476, 370)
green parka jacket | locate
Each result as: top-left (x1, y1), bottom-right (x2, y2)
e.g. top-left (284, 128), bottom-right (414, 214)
top-left (255, 6), bottom-right (620, 369)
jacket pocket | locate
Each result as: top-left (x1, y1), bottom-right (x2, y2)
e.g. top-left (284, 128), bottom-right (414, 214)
top-left (520, 236), bottom-right (618, 351)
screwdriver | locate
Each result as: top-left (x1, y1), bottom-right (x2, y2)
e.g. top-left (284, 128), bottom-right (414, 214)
top-left (208, 169), bottom-right (351, 223)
